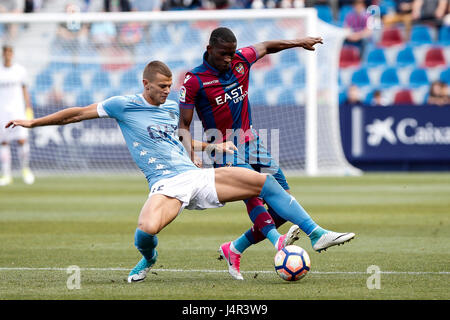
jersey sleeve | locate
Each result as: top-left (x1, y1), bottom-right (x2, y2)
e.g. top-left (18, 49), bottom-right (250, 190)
top-left (96, 95), bottom-right (128, 120)
top-left (237, 46), bottom-right (258, 66)
top-left (179, 72), bottom-right (200, 110)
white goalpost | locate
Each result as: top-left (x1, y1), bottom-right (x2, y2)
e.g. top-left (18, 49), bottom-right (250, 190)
top-left (0, 9), bottom-right (360, 176)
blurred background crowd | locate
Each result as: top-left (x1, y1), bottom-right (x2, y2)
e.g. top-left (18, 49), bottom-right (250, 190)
top-left (1, 0), bottom-right (449, 106)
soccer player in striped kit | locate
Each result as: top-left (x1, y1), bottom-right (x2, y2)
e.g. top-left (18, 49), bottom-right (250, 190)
top-left (7, 60), bottom-right (355, 283)
top-left (179, 27), bottom-right (354, 280)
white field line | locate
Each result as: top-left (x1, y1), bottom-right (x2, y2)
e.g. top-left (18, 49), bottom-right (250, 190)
top-left (0, 267), bottom-right (448, 275)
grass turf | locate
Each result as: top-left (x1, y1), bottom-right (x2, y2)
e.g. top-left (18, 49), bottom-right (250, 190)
top-left (0, 173), bottom-right (449, 300)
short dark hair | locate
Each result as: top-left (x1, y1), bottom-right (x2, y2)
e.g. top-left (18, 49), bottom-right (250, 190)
top-left (143, 60), bottom-right (172, 82)
top-left (2, 44), bottom-right (13, 52)
top-left (209, 27), bottom-right (237, 47)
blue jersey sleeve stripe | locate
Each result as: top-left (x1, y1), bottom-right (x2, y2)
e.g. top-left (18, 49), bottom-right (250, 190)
top-left (179, 102), bottom-right (195, 109)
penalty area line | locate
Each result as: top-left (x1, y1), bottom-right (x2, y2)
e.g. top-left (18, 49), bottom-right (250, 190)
top-left (0, 267), bottom-right (448, 275)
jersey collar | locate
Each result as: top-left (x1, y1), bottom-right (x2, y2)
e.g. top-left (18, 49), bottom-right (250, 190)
top-left (202, 51), bottom-right (234, 80)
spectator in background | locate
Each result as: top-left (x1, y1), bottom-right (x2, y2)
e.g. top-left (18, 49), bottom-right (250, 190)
top-left (90, 15), bottom-right (117, 49)
top-left (371, 89), bottom-right (388, 106)
top-left (383, 0), bottom-right (414, 40)
top-left (161, 0), bottom-right (203, 10)
top-left (55, 3), bottom-right (89, 54)
top-left (104, 0), bottom-right (132, 11)
top-left (344, 85), bottom-right (363, 104)
top-left (279, 0), bottom-right (305, 8)
top-left (412, 0), bottom-right (448, 27)
top-left (24, 0), bottom-right (42, 13)
top-left (118, 22), bottom-right (143, 53)
top-left (0, 45), bottom-right (35, 186)
top-left (343, 0), bottom-right (373, 58)
top-left (131, 0), bottom-right (162, 11)
top-left (427, 80), bottom-right (450, 105)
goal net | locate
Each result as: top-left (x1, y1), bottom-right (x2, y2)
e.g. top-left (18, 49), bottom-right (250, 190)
top-left (0, 9), bottom-right (360, 176)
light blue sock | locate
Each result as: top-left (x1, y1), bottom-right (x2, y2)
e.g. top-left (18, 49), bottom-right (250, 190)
top-left (309, 226), bottom-right (328, 243)
top-left (259, 175), bottom-right (319, 236)
top-left (265, 228), bottom-right (281, 247)
top-left (134, 228), bottom-right (158, 261)
top-left (232, 234), bottom-right (252, 253)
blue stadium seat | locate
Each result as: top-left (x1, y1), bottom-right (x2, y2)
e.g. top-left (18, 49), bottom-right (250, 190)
top-left (249, 88), bottom-right (267, 106)
top-left (63, 71), bottom-right (83, 92)
top-left (396, 46), bottom-right (416, 67)
top-left (264, 69), bottom-right (283, 86)
top-left (366, 47), bottom-right (387, 68)
top-left (410, 25), bottom-right (434, 46)
top-left (46, 61), bottom-right (72, 73)
top-left (279, 49), bottom-right (300, 66)
top-left (409, 68), bottom-right (429, 87)
top-left (351, 67), bottom-right (371, 87)
top-left (379, 67), bottom-right (400, 88)
top-left (166, 59), bottom-right (185, 70)
top-left (339, 90), bottom-right (347, 105)
top-left (120, 68), bottom-right (140, 89)
top-left (91, 71), bottom-right (111, 90)
top-left (184, 27), bottom-right (202, 44)
top-left (34, 70), bottom-right (54, 92)
top-left (439, 25), bottom-right (450, 45)
top-left (379, 0), bottom-right (396, 15)
top-left (315, 5), bottom-right (334, 24)
top-left (76, 90), bottom-right (94, 106)
top-left (364, 89), bottom-right (375, 105)
top-left (338, 5), bottom-right (353, 26)
top-left (149, 24), bottom-right (173, 46)
top-left (75, 63), bottom-right (100, 73)
top-left (277, 88), bottom-right (297, 106)
top-left (440, 68), bottom-right (450, 84)
top-left (292, 66), bottom-right (306, 88)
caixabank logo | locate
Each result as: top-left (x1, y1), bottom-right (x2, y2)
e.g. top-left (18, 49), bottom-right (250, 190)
top-left (366, 117), bottom-right (450, 146)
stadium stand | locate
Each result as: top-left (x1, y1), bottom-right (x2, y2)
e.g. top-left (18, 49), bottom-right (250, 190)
top-left (0, 0), bottom-right (447, 109)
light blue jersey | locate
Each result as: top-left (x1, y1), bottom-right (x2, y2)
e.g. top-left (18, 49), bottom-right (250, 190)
top-left (97, 94), bottom-right (199, 188)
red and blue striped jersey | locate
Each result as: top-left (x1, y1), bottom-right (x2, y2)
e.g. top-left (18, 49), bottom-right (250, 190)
top-left (179, 46), bottom-right (258, 143)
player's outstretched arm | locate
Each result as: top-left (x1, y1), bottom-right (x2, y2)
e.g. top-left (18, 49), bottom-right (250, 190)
top-left (253, 37), bottom-right (323, 60)
top-left (5, 103), bottom-right (100, 129)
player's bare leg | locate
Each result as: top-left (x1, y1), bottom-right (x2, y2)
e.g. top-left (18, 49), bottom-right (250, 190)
top-left (215, 167), bottom-right (355, 254)
top-left (128, 195), bottom-right (182, 283)
top-left (17, 139), bottom-right (34, 185)
top-left (0, 142), bottom-right (12, 186)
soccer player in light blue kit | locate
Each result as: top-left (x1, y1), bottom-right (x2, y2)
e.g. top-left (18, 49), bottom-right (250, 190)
top-left (6, 61), bottom-right (355, 283)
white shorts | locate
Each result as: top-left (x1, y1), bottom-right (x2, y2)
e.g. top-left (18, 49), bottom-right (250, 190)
top-left (149, 168), bottom-right (224, 214)
top-left (0, 112), bottom-right (28, 142)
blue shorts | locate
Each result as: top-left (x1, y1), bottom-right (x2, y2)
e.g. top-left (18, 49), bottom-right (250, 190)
top-left (212, 135), bottom-right (289, 191)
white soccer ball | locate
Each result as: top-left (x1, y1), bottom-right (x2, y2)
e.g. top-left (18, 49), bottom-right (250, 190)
top-left (274, 245), bottom-right (311, 281)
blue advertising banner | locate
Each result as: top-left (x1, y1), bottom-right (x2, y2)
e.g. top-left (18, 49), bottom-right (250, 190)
top-left (340, 104), bottom-right (450, 162)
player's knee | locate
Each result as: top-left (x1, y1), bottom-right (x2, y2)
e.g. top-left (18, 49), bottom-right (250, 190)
top-left (138, 220), bottom-right (161, 235)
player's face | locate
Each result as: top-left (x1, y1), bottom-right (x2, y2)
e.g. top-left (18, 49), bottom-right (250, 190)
top-left (207, 41), bottom-right (237, 73)
top-left (143, 72), bottom-right (172, 106)
top-left (2, 48), bottom-right (13, 65)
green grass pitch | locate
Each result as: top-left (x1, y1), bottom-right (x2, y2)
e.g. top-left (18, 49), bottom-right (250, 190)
top-left (0, 173), bottom-right (449, 300)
